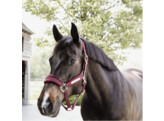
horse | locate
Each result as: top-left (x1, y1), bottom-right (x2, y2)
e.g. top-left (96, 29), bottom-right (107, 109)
top-left (37, 23), bottom-right (142, 120)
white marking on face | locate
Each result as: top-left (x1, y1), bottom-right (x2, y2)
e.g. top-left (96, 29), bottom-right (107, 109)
top-left (41, 92), bottom-right (49, 108)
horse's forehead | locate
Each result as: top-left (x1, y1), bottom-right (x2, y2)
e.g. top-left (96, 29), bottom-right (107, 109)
top-left (56, 43), bottom-right (78, 56)
top-left (57, 46), bottom-right (75, 56)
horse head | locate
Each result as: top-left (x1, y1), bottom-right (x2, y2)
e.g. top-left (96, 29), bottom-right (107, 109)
top-left (37, 23), bottom-right (86, 117)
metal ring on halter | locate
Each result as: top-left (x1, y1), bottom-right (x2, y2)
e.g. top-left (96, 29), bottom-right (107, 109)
top-left (82, 74), bottom-right (87, 85)
top-left (85, 55), bottom-right (88, 63)
top-left (67, 107), bottom-right (73, 111)
top-left (83, 79), bottom-right (87, 85)
top-left (60, 83), bottom-right (67, 93)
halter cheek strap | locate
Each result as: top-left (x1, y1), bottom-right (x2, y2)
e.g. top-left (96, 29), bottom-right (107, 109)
top-left (44, 40), bottom-right (88, 111)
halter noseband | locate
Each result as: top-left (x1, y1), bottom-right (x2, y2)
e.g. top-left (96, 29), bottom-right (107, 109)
top-left (44, 40), bottom-right (88, 111)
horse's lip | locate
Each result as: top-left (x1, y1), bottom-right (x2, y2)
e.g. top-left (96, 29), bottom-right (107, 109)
top-left (48, 107), bottom-right (60, 117)
top-left (49, 114), bottom-right (56, 117)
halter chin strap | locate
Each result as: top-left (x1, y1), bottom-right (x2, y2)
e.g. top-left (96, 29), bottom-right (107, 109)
top-left (44, 40), bottom-right (88, 111)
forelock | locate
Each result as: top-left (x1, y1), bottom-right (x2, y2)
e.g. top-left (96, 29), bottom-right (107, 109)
top-left (53, 36), bottom-right (78, 56)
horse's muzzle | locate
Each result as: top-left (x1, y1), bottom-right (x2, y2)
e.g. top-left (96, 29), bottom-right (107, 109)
top-left (37, 98), bottom-right (61, 117)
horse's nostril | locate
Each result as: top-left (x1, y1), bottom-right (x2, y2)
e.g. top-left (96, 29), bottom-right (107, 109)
top-left (47, 102), bottom-right (52, 110)
top-left (41, 101), bottom-right (53, 115)
top-left (42, 106), bottom-right (46, 114)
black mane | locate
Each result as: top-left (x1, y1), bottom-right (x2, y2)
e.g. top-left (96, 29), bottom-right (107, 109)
top-left (81, 38), bottom-right (118, 71)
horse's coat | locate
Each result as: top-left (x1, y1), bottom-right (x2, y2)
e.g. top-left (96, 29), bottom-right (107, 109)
top-left (37, 23), bottom-right (142, 120)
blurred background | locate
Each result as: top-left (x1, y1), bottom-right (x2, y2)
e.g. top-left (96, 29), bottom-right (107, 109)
top-left (22, 0), bottom-right (142, 120)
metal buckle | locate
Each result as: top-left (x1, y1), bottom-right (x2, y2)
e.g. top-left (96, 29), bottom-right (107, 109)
top-left (60, 83), bottom-right (67, 93)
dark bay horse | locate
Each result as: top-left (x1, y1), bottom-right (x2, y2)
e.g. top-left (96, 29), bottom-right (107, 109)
top-left (37, 23), bottom-right (142, 120)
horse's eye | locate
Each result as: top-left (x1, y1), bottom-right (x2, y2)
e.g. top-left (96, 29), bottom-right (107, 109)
top-left (70, 59), bottom-right (76, 65)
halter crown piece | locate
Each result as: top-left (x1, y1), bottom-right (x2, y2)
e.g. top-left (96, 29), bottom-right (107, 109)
top-left (44, 40), bottom-right (88, 111)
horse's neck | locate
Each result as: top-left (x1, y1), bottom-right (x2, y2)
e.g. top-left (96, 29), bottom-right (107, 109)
top-left (85, 59), bottom-right (114, 107)
top-left (82, 59), bottom-right (142, 120)
top-left (84, 59), bottom-right (128, 112)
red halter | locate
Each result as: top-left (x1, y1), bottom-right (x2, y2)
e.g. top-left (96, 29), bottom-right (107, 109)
top-left (44, 40), bottom-right (88, 111)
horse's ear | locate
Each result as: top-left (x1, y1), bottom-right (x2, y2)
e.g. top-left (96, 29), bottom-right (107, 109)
top-left (52, 25), bottom-right (63, 42)
top-left (71, 22), bottom-right (80, 44)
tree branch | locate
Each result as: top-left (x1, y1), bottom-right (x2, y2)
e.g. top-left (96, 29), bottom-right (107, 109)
top-left (56, 0), bottom-right (73, 20)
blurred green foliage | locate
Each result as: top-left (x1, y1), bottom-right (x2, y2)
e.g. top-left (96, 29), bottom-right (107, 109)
top-left (62, 94), bottom-right (83, 106)
top-left (30, 46), bottom-right (52, 78)
top-left (24, 0), bottom-right (142, 65)
top-left (26, 0), bottom-right (142, 105)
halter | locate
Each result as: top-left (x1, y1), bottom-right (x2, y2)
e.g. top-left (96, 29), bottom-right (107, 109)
top-left (44, 40), bottom-right (88, 111)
